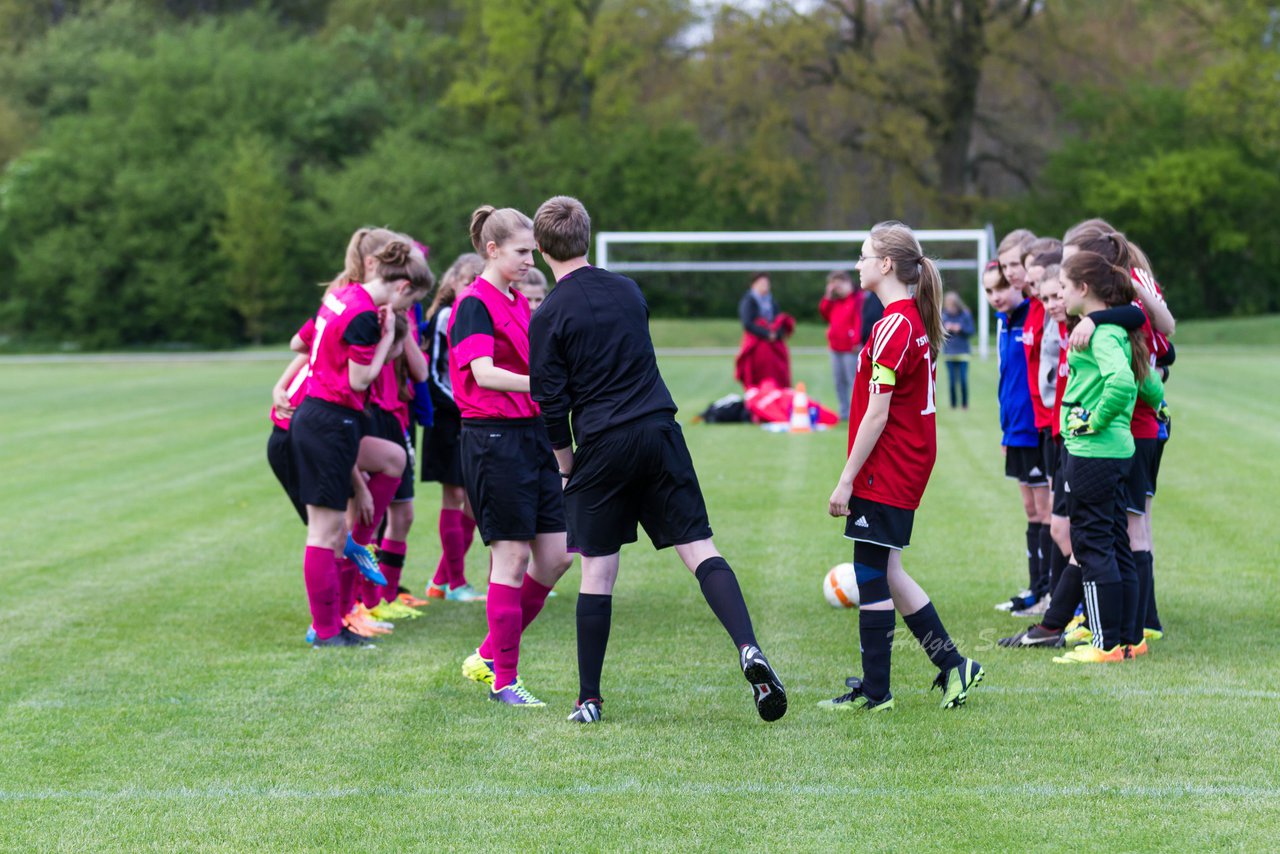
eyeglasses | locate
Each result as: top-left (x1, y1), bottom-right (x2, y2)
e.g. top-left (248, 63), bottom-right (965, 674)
top-left (858, 254), bottom-right (881, 263)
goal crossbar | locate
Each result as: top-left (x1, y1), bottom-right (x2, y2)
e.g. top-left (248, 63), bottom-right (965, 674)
top-left (596, 229), bottom-right (991, 358)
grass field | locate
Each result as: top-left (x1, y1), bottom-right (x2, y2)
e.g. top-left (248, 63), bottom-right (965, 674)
top-left (1, 327), bottom-right (1278, 851)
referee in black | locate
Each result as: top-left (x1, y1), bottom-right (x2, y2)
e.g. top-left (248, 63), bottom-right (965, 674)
top-left (528, 196), bottom-right (786, 725)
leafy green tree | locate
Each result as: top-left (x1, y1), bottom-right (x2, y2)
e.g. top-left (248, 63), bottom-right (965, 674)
top-left (217, 134), bottom-right (292, 343)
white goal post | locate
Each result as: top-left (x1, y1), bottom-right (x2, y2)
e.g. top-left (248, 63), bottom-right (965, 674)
top-left (595, 230), bottom-right (992, 358)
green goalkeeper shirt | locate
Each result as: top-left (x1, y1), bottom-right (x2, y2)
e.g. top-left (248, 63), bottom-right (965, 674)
top-left (1062, 325), bottom-right (1165, 459)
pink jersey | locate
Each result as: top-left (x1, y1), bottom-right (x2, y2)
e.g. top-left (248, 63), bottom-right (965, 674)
top-left (446, 277), bottom-right (539, 420)
top-left (306, 284), bottom-right (381, 411)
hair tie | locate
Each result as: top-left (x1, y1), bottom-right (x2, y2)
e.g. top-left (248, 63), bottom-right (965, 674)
top-left (917, 255), bottom-right (925, 265)
top-left (414, 240), bottom-right (430, 260)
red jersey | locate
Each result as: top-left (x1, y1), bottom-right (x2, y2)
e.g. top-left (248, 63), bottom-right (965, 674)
top-left (848, 298), bottom-right (937, 510)
top-left (1051, 320), bottom-right (1068, 438)
top-left (270, 319), bottom-right (315, 430)
top-left (1129, 269), bottom-right (1170, 440)
top-left (306, 284), bottom-right (381, 411)
top-left (819, 292), bottom-right (861, 353)
top-left (1023, 298), bottom-right (1053, 430)
top-left (368, 312), bottom-right (417, 431)
top-left (447, 277), bottom-right (539, 420)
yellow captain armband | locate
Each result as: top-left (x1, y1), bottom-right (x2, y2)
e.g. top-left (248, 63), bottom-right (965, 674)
top-left (870, 363), bottom-right (897, 388)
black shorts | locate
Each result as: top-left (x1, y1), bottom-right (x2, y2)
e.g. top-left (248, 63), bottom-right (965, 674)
top-left (1051, 441), bottom-right (1069, 517)
top-left (1005, 443), bottom-right (1049, 487)
top-left (421, 412), bottom-right (463, 486)
top-left (1151, 438), bottom-right (1166, 494)
top-left (367, 405), bottom-right (415, 501)
top-left (844, 496), bottom-right (915, 550)
top-left (460, 418), bottom-right (566, 545)
top-left (564, 416), bottom-right (713, 557)
top-left (1123, 438), bottom-right (1159, 515)
top-left (289, 397), bottom-right (364, 511)
top-left (1041, 427), bottom-right (1058, 481)
top-left (267, 426), bottom-right (307, 524)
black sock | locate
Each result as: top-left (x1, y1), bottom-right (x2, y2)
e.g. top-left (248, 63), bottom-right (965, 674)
top-left (1036, 524), bottom-right (1054, 597)
top-left (858, 608), bottom-right (895, 700)
top-left (1144, 551), bottom-right (1163, 631)
top-left (1048, 540), bottom-right (1068, 599)
top-left (695, 557), bottom-right (757, 649)
top-left (1083, 579), bottom-right (1122, 649)
top-left (576, 593), bottom-right (612, 704)
top-left (1026, 523), bottom-right (1042, 594)
top-left (1133, 549), bottom-right (1152, 642)
top-left (902, 602), bottom-right (963, 671)
top-left (1042, 561), bottom-right (1082, 630)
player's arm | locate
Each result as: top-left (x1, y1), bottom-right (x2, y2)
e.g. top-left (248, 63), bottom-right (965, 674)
top-left (347, 307), bottom-right (396, 392)
top-left (469, 358), bottom-right (530, 393)
top-left (829, 385), bottom-right (891, 517)
top-left (1088, 331), bottom-right (1138, 431)
top-left (740, 294), bottom-right (769, 339)
top-left (350, 465), bottom-right (373, 525)
top-left (529, 308), bottom-right (574, 465)
top-left (403, 315), bottom-right (428, 383)
top-left (272, 353), bottom-right (308, 417)
top-left (1137, 367), bottom-right (1165, 410)
top-left (1133, 268), bottom-right (1175, 336)
top-left (1068, 304), bottom-right (1146, 351)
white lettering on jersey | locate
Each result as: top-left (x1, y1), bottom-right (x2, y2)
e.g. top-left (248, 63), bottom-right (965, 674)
top-left (322, 293), bottom-right (347, 316)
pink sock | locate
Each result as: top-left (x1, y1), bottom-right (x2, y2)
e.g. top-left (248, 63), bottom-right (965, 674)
top-left (435, 509), bottom-right (464, 588)
top-left (303, 546), bottom-right (341, 640)
top-left (360, 575), bottom-right (381, 610)
top-left (520, 573), bottom-right (554, 631)
top-left (486, 581), bottom-right (523, 689)
top-left (352, 473), bottom-right (400, 545)
top-left (337, 557), bottom-right (358, 616)
top-left (461, 514), bottom-right (478, 552)
top-left (378, 538), bottom-right (406, 602)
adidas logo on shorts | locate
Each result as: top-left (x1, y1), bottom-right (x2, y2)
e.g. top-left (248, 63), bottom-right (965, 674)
top-left (854, 516), bottom-right (870, 528)
top-left (1030, 466), bottom-right (1043, 477)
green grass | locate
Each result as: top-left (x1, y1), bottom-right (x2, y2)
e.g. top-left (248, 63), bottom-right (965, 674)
top-left (1162, 313), bottom-right (1280, 348)
top-left (1, 331), bottom-right (1278, 851)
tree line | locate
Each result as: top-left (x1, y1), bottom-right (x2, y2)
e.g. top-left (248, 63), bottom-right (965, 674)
top-left (0, 0), bottom-right (1275, 348)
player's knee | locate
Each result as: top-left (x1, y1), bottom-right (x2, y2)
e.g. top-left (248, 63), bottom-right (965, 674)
top-left (853, 542), bottom-right (891, 606)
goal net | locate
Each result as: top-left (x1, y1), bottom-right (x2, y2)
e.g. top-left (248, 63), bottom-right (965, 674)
top-left (595, 229), bottom-right (993, 358)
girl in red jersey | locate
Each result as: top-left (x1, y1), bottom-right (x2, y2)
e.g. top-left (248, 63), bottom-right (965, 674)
top-left (823, 221), bottom-right (983, 712)
top-left (452, 206), bottom-right (573, 706)
top-left (422, 253), bottom-right (487, 603)
top-left (290, 240), bottom-right (432, 648)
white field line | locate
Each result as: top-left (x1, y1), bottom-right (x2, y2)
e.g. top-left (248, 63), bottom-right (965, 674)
top-left (0, 781), bottom-right (1277, 802)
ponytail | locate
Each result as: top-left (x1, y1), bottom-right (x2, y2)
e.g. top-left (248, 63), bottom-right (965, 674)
top-left (325, 226), bottom-right (398, 294)
top-left (915, 257), bottom-right (946, 361)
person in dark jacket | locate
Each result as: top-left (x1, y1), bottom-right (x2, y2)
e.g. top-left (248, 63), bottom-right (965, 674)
top-left (734, 273), bottom-right (793, 389)
top-left (941, 291), bottom-right (975, 409)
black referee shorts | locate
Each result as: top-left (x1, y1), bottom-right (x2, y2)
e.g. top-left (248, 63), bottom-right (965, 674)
top-left (564, 416), bottom-right (713, 557)
top-left (460, 418), bottom-right (566, 545)
top-left (367, 405), bottom-right (415, 501)
top-left (289, 397), bottom-right (364, 512)
top-left (1051, 440), bottom-right (1069, 518)
top-left (266, 426), bottom-right (307, 524)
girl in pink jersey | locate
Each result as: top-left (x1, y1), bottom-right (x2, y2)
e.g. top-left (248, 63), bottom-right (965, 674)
top-left (290, 240), bottom-right (433, 648)
top-left (452, 206), bottom-right (573, 706)
top-left (823, 221), bottom-right (983, 712)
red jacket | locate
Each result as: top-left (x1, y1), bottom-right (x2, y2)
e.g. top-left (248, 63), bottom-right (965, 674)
top-left (819, 292), bottom-right (861, 353)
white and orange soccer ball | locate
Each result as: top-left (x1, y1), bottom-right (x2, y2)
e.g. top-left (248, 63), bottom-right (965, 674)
top-left (823, 562), bottom-right (859, 608)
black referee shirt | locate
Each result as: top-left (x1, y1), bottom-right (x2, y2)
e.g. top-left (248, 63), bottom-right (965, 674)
top-left (529, 266), bottom-right (677, 450)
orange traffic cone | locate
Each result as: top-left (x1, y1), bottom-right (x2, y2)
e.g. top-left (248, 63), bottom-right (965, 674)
top-left (789, 382), bottom-right (812, 433)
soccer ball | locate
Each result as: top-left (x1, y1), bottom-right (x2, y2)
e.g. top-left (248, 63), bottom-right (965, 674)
top-left (823, 562), bottom-right (859, 608)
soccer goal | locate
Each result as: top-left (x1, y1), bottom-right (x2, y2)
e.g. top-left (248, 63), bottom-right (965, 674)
top-left (595, 229), bottom-right (993, 358)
